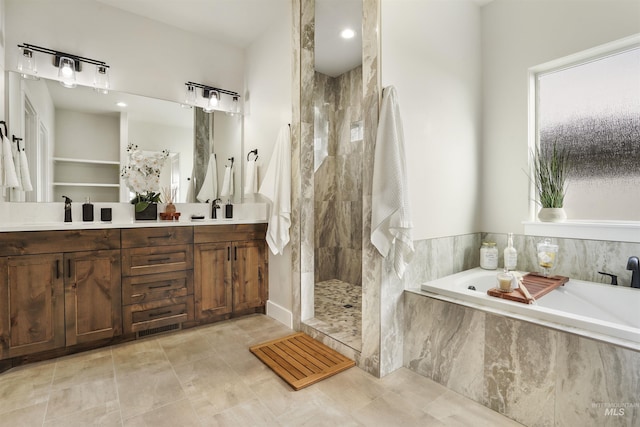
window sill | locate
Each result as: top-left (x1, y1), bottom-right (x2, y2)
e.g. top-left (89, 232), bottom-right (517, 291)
top-left (523, 221), bottom-right (640, 243)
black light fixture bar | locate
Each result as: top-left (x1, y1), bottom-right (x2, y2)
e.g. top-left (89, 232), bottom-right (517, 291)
top-left (185, 81), bottom-right (240, 98)
top-left (19, 43), bottom-right (109, 72)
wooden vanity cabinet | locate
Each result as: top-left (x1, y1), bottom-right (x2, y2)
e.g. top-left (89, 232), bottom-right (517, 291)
top-left (0, 230), bottom-right (121, 359)
top-left (194, 224), bottom-right (267, 322)
top-left (121, 227), bottom-right (194, 335)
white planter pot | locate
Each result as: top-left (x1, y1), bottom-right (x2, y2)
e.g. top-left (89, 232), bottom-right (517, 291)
top-left (538, 207), bottom-right (567, 223)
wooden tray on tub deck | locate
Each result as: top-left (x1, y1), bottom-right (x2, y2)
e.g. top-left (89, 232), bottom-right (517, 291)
top-left (487, 273), bottom-right (569, 304)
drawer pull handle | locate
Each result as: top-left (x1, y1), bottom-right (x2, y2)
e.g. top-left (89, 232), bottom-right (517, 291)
top-left (148, 283), bottom-right (172, 290)
top-left (147, 257), bottom-right (171, 264)
top-left (148, 234), bottom-right (173, 239)
top-left (149, 310), bottom-right (172, 318)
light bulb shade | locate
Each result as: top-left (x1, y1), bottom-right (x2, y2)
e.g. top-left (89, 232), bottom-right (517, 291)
top-left (232, 96), bottom-right (240, 113)
top-left (203, 90), bottom-right (219, 113)
top-left (184, 85), bottom-right (196, 105)
top-left (58, 56), bottom-right (77, 88)
top-left (17, 47), bottom-right (38, 79)
top-left (94, 65), bottom-right (109, 94)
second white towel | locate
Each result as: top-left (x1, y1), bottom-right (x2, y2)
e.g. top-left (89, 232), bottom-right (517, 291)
top-left (244, 158), bottom-right (258, 196)
top-left (2, 135), bottom-right (20, 188)
top-left (220, 165), bottom-right (234, 198)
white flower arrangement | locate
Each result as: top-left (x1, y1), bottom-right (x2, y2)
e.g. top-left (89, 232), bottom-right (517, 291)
top-left (121, 143), bottom-right (169, 211)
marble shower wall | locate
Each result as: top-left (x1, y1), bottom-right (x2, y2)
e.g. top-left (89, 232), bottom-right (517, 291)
top-left (193, 107), bottom-right (213, 199)
top-left (313, 67), bottom-right (364, 286)
top-left (404, 291), bottom-right (640, 427)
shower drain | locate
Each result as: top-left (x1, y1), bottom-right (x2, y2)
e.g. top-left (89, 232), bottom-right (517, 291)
top-left (343, 304), bottom-right (353, 308)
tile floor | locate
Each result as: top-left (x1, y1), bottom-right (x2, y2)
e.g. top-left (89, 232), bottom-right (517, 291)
top-left (307, 279), bottom-right (362, 350)
top-left (0, 314), bottom-right (524, 426)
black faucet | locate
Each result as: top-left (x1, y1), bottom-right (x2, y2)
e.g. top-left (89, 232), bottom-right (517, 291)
top-left (62, 196), bottom-right (72, 222)
top-left (627, 256), bottom-right (640, 288)
top-left (211, 198), bottom-right (221, 219)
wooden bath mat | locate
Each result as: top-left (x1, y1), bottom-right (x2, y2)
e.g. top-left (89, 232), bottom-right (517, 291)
top-left (487, 273), bottom-right (569, 304)
top-left (249, 332), bottom-right (355, 390)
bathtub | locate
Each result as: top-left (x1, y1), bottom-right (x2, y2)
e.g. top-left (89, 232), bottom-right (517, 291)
top-left (419, 268), bottom-right (640, 350)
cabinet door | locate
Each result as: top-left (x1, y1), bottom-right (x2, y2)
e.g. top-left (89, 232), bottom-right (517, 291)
top-left (0, 254), bottom-right (65, 359)
top-left (194, 242), bottom-right (232, 319)
top-left (232, 240), bottom-right (266, 311)
top-left (64, 250), bottom-right (122, 345)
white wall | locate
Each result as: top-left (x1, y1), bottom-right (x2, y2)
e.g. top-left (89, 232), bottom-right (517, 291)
top-left (4, 0), bottom-right (244, 104)
top-left (128, 120), bottom-right (193, 202)
top-left (381, 0), bottom-right (483, 240)
top-left (244, 6), bottom-right (293, 326)
top-left (481, 0), bottom-right (640, 234)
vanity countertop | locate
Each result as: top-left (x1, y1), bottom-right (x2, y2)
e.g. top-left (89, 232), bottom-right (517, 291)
top-left (0, 218), bottom-right (268, 233)
top-left (0, 202), bottom-right (269, 233)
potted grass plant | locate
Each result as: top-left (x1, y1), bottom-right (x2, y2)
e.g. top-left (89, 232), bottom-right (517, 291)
top-left (531, 142), bottom-right (570, 222)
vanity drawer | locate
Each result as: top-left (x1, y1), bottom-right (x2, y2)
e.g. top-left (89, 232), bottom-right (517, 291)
top-left (121, 227), bottom-right (193, 248)
top-left (122, 244), bottom-right (193, 276)
top-left (123, 296), bottom-right (193, 334)
top-left (122, 270), bottom-right (193, 305)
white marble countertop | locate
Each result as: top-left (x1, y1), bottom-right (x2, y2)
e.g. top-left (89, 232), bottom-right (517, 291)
top-left (0, 202), bottom-right (269, 233)
top-left (0, 218), bottom-right (267, 233)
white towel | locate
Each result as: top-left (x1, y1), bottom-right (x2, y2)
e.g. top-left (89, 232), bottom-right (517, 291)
top-left (18, 148), bottom-right (33, 192)
top-left (371, 86), bottom-right (414, 278)
top-left (259, 125), bottom-right (291, 255)
top-left (220, 165), bottom-right (234, 198)
top-left (244, 158), bottom-right (258, 196)
top-left (2, 135), bottom-right (20, 188)
top-left (196, 155), bottom-right (218, 202)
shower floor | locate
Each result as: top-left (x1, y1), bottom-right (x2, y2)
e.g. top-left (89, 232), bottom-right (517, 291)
top-left (306, 279), bottom-right (362, 350)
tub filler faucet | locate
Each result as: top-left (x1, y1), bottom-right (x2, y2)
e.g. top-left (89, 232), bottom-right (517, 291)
top-left (628, 256), bottom-right (640, 288)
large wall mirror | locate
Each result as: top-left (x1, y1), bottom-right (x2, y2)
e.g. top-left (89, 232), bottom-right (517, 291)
top-left (6, 72), bottom-right (241, 204)
top-left (306, 0), bottom-right (364, 351)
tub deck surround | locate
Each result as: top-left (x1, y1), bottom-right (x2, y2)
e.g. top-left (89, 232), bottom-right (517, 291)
top-left (417, 268), bottom-right (640, 350)
top-left (404, 291), bottom-right (640, 427)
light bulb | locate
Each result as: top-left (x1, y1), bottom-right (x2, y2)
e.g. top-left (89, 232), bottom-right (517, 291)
top-left (184, 85), bottom-right (196, 106)
top-left (340, 29), bottom-right (356, 39)
top-left (203, 90), bottom-right (219, 113)
top-left (58, 57), bottom-right (77, 88)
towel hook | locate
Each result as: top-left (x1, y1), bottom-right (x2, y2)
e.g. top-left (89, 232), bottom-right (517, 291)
top-left (228, 157), bottom-right (234, 167)
top-left (12, 135), bottom-right (23, 151)
top-left (247, 149), bottom-right (258, 161)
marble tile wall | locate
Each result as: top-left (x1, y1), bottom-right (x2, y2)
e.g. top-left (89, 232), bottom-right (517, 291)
top-left (313, 67), bottom-right (363, 286)
top-left (404, 291), bottom-right (640, 427)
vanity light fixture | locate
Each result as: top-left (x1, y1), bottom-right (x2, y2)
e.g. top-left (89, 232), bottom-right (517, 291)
top-left (17, 43), bottom-right (110, 92)
top-left (183, 82), bottom-right (240, 114)
top-left (17, 46), bottom-right (38, 80)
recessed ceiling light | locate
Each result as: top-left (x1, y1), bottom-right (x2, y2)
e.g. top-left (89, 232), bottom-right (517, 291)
top-left (116, 102), bottom-right (127, 108)
top-left (340, 29), bottom-right (356, 39)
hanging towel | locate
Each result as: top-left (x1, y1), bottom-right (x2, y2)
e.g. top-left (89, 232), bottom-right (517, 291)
top-left (244, 158), bottom-right (258, 196)
top-left (196, 155), bottom-right (218, 202)
top-left (259, 125), bottom-right (291, 255)
top-left (371, 86), bottom-right (414, 278)
top-left (220, 165), bottom-right (234, 198)
top-left (1, 135), bottom-right (20, 188)
top-left (18, 148), bottom-right (33, 192)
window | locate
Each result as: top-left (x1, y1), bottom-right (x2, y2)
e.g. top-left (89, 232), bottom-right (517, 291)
top-left (534, 43), bottom-right (640, 221)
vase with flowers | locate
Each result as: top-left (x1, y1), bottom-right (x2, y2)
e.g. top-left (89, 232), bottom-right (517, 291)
top-left (121, 143), bottom-right (169, 220)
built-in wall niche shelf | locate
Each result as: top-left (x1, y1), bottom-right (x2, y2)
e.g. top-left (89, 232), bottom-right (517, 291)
top-left (53, 182), bottom-right (120, 188)
top-left (53, 157), bottom-right (120, 166)
top-left (53, 156), bottom-right (121, 202)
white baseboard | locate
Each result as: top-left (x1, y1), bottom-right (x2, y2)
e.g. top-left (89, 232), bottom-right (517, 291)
top-left (266, 300), bottom-right (293, 329)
